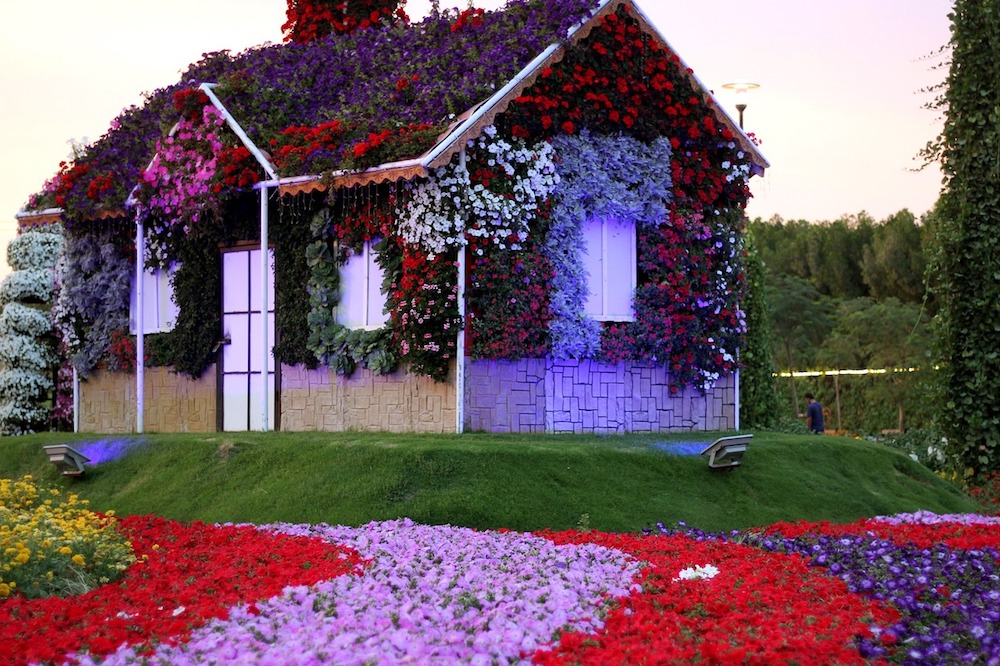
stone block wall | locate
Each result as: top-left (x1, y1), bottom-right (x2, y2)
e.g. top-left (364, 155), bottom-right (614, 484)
top-left (78, 360), bottom-right (733, 435)
top-left (78, 366), bottom-right (217, 433)
top-left (280, 363), bottom-right (457, 433)
top-left (464, 359), bottom-right (736, 433)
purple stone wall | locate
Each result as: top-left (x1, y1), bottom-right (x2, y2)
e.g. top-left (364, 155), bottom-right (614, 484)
top-left (464, 359), bottom-right (736, 434)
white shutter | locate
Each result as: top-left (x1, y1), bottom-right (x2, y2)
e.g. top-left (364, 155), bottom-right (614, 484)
top-left (582, 217), bottom-right (636, 321)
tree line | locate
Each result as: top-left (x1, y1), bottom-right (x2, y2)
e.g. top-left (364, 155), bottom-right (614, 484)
top-left (745, 0), bottom-right (999, 481)
top-left (747, 209), bottom-right (934, 434)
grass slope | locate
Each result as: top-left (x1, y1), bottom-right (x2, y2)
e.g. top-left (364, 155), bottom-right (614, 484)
top-left (1, 431), bottom-right (979, 532)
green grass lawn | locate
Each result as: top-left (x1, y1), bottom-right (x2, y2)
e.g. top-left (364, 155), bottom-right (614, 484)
top-left (1, 430), bottom-right (979, 532)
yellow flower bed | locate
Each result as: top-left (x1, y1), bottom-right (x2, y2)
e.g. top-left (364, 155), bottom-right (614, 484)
top-left (0, 475), bottom-right (135, 599)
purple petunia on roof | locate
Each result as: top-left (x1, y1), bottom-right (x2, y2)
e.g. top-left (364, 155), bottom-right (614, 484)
top-left (29, 0), bottom-right (603, 222)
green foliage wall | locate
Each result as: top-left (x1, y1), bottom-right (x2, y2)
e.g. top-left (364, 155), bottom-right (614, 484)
top-left (739, 229), bottom-right (778, 428)
top-left (929, 0), bottom-right (1000, 477)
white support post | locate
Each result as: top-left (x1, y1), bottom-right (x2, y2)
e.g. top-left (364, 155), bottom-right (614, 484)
top-left (455, 146), bottom-right (467, 434)
top-left (734, 367), bottom-right (741, 431)
top-left (135, 217), bottom-right (145, 434)
top-left (72, 367), bottom-right (80, 433)
top-left (260, 186), bottom-right (270, 432)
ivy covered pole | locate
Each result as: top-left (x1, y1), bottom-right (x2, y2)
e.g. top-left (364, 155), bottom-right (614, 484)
top-left (929, 0), bottom-right (1000, 477)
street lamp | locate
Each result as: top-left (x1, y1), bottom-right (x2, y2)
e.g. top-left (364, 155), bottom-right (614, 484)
top-left (721, 81), bottom-right (760, 129)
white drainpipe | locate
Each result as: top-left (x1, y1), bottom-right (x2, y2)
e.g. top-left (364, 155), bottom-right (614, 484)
top-left (734, 367), bottom-right (741, 431)
top-left (456, 146), bottom-right (468, 434)
top-left (260, 186), bottom-right (270, 431)
top-left (72, 367), bottom-right (80, 433)
top-left (135, 217), bottom-right (145, 433)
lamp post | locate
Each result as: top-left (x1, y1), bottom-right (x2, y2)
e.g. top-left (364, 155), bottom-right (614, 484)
top-left (721, 81), bottom-right (760, 129)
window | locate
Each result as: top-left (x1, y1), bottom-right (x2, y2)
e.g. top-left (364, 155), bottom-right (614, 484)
top-left (582, 216), bottom-right (636, 321)
top-left (338, 241), bottom-right (388, 329)
top-left (129, 264), bottom-right (178, 334)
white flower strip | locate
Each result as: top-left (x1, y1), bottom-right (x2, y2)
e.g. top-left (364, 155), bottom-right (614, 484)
top-left (673, 564), bottom-right (720, 582)
top-left (83, 519), bottom-right (642, 665)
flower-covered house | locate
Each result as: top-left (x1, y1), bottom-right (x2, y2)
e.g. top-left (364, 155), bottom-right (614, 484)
top-left (17, 0), bottom-right (767, 434)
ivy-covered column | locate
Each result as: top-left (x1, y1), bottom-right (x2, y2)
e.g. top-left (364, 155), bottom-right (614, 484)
top-left (930, 0), bottom-right (1000, 478)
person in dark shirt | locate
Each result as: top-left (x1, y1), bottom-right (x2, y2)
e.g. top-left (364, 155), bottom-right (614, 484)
top-left (804, 393), bottom-right (825, 434)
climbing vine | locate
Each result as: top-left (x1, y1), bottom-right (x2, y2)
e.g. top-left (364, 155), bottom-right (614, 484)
top-left (927, 0), bottom-right (1000, 477)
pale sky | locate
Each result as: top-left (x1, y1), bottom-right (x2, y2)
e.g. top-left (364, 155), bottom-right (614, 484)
top-left (0, 0), bottom-right (952, 277)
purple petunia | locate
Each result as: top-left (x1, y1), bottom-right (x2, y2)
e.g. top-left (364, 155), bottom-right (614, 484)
top-left (77, 518), bottom-right (641, 665)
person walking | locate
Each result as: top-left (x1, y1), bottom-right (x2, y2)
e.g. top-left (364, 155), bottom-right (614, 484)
top-left (804, 393), bottom-right (825, 434)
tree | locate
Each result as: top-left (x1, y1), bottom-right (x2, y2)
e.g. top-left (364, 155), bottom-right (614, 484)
top-left (766, 274), bottom-right (835, 416)
top-left (749, 216), bottom-right (811, 280)
top-left (805, 213), bottom-right (873, 299)
top-left (817, 298), bottom-right (931, 432)
top-left (926, 0), bottom-right (1000, 477)
top-left (861, 209), bottom-right (927, 304)
top-left (0, 225), bottom-right (64, 434)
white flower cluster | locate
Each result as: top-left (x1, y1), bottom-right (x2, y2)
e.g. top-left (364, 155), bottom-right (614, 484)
top-left (0, 225), bottom-right (64, 434)
top-left (672, 563), bottom-right (720, 582)
top-left (0, 268), bottom-right (54, 309)
top-left (6, 227), bottom-right (64, 272)
top-left (0, 402), bottom-right (49, 435)
top-left (0, 302), bottom-right (51, 338)
top-left (721, 144), bottom-right (752, 184)
top-left (0, 368), bottom-right (53, 398)
top-left (397, 126), bottom-right (558, 257)
top-left (0, 331), bottom-right (56, 372)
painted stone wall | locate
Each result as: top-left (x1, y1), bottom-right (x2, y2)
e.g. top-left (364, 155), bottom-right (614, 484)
top-left (464, 359), bottom-right (736, 434)
top-left (280, 364), bottom-right (458, 433)
top-left (78, 366), bottom-right (217, 433)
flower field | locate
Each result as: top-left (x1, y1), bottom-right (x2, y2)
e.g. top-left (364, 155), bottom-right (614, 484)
top-left (2, 508), bottom-right (998, 664)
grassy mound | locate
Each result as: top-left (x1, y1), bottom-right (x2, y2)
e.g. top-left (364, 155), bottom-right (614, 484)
top-left (0, 431), bottom-right (979, 532)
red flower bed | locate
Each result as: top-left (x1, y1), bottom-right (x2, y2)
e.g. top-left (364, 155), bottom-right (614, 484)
top-left (0, 515), bottom-right (366, 666)
top-left (535, 531), bottom-right (900, 665)
top-left (763, 517), bottom-right (1000, 553)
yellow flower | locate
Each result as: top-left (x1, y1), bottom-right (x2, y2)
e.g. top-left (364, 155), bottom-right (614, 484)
top-left (58, 546), bottom-right (72, 555)
top-left (71, 554), bottom-right (85, 566)
top-left (0, 583), bottom-right (10, 597)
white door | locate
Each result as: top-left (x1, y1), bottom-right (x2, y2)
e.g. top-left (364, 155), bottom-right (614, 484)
top-left (221, 248), bottom-right (275, 431)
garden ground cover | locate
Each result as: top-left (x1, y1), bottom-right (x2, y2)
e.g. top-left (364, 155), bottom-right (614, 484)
top-left (2, 511), bottom-right (998, 664)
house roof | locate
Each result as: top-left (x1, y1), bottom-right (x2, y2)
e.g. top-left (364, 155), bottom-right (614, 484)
top-left (21, 0), bottom-right (767, 224)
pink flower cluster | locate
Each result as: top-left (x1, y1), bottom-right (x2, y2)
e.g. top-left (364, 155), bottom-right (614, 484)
top-left (137, 105), bottom-right (226, 240)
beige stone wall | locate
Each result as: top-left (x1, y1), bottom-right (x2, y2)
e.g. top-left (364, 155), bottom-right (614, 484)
top-left (78, 366), bottom-right (217, 433)
top-left (280, 363), bottom-right (457, 433)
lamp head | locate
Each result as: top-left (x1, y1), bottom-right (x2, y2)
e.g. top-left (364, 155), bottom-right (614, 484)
top-left (42, 444), bottom-right (90, 476)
